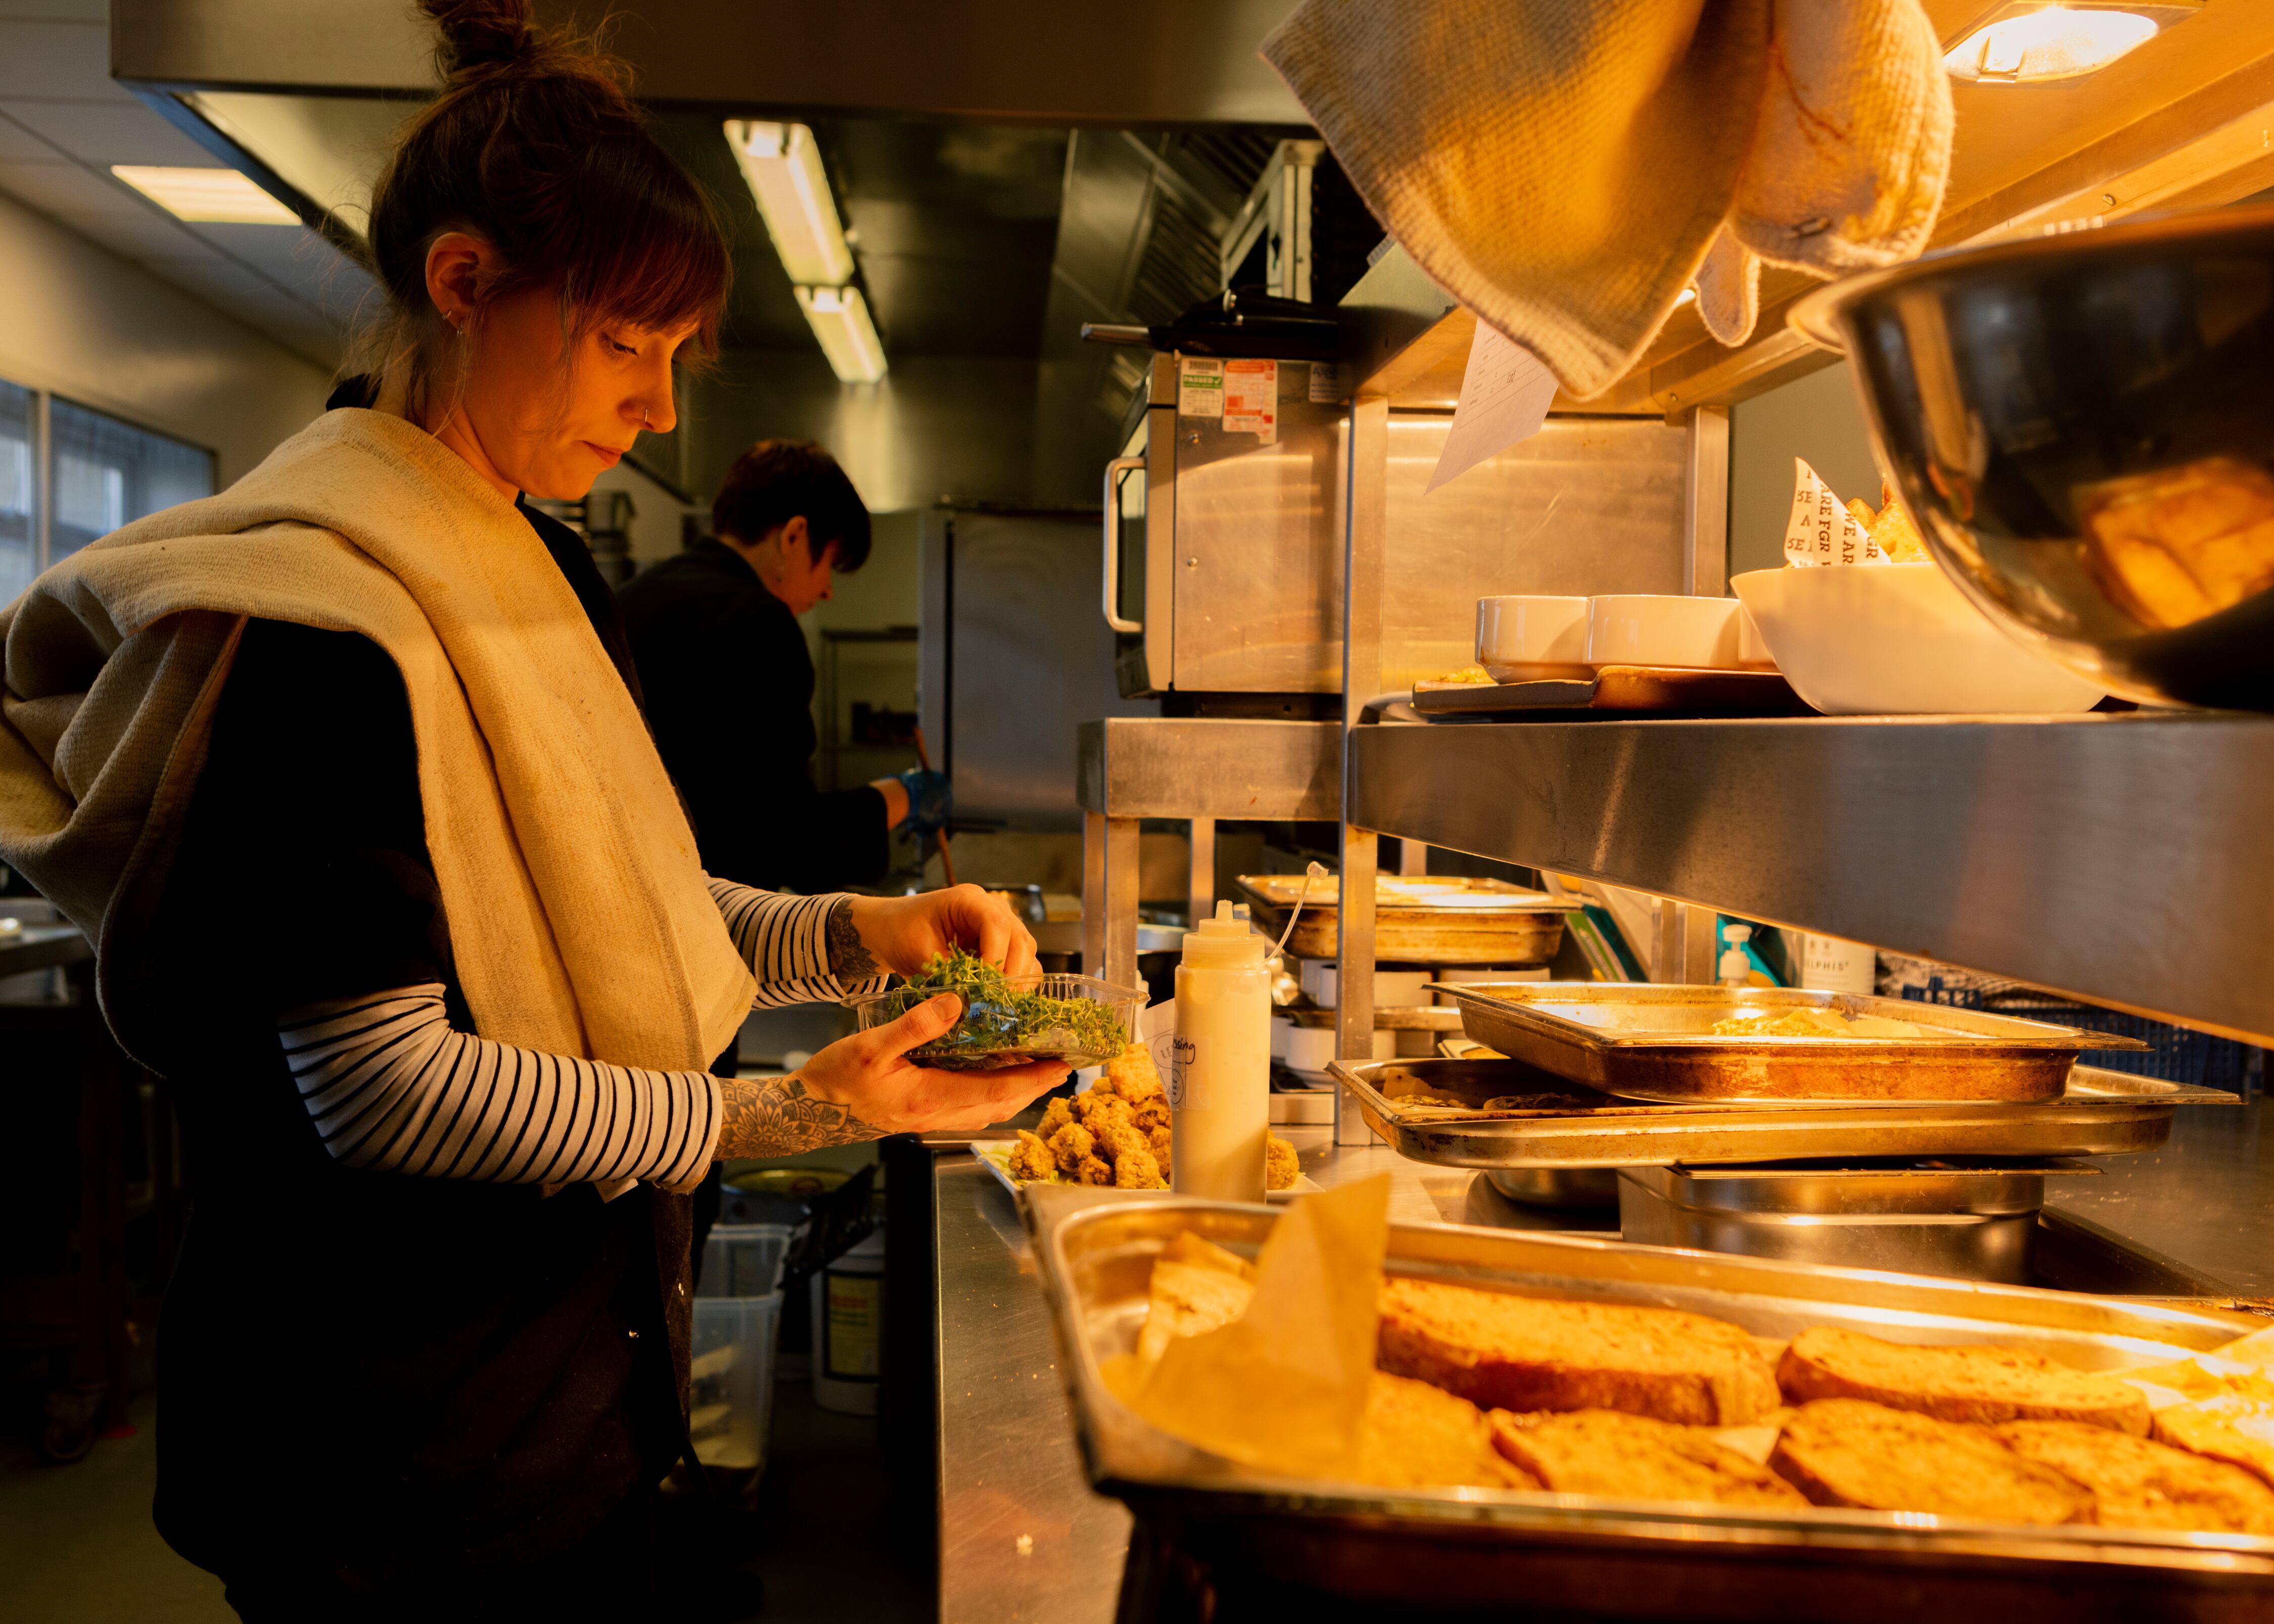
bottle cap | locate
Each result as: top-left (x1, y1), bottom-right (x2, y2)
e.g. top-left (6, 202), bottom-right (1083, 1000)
top-left (1182, 899), bottom-right (1263, 967)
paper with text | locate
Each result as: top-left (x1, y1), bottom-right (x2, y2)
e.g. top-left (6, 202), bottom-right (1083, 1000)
top-left (1427, 320), bottom-right (1559, 494)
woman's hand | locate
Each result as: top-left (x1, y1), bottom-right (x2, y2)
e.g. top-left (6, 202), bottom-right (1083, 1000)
top-left (844, 885), bottom-right (1039, 979)
top-left (714, 992), bottom-right (1066, 1158)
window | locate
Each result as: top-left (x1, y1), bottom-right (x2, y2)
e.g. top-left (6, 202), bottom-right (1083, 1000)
top-left (48, 398), bottom-right (214, 562)
top-left (0, 383), bottom-right (31, 607)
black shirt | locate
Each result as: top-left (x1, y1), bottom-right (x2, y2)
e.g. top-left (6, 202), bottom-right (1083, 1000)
top-left (144, 491), bottom-right (691, 1588)
top-left (617, 538), bottom-right (888, 893)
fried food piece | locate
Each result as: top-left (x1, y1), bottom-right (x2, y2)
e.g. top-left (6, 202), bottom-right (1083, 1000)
top-left (1036, 1094), bottom-right (1074, 1140)
top-left (1873, 482), bottom-right (1930, 562)
top-left (1134, 1232), bottom-right (1255, 1365)
top-left (2080, 456), bottom-right (2274, 629)
top-left (1048, 1121), bottom-right (1097, 1174)
top-left (1770, 1399), bottom-right (2095, 1524)
top-left (1072, 1092), bottom-right (1135, 1135)
top-left (1005, 1129), bottom-right (1057, 1184)
top-left (1492, 1409), bottom-right (1805, 1508)
top-left (1147, 1125), bottom-right (1173, 1166)
top-left (1112, 1141), bottom-right (1166, 1189)
top-left (1778, 1326), bottom-right (2151, 1434)
top-left (1130, 1098), bottom-right (1171, 1136)
top-left (1076, 1155), bottom-right (1114, 1186)
top-left (1106, 1045), bottom-right (1168, 1104)
top-left (1997, 1419), bottom-right (2274, 1534)
top-left (1378, 1278), bottom-right (1780, 1425)
top-left (1265, 1133), bottom-right (1300, 1191)
top-left (1353, 1372), bottom-right (1536, 1492)
top-left (2154, 1394), bottom-right (2274, 1489)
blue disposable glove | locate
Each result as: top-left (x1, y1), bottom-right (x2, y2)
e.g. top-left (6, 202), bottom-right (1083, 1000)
top-left (894, 768), bottom-right (952, 837)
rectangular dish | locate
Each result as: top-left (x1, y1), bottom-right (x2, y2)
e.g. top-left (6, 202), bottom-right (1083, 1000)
top-left (1442, 982), bottom-right (2148, 1103)
top-left (1026, 1187), bottom-right (2274, 1618)
top-left (1237, 874), bottom-right (1573, 965)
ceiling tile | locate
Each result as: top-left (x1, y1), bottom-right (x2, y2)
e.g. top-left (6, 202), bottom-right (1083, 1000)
top-left (2, 96), bottom-right (215, 167)
top-left (138, 253), bottom-right (342, 363)
top-left (0, 111), bottom-right (62, 163)
top-left (0, 20), bottom-right (132, 104)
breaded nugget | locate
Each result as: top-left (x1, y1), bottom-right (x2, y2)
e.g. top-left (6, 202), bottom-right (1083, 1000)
top-left (1131, 1099), bottom-right (1171, 1136)
top-left (1265, 1134), bottom-right (1300, 1191)
top-left (1106, 1046), bottom-right (1167, 1104)
top-left (1037, 1094), bottom-right (1074, 1139)
top-left (1005, 1129), bottom-right (1056, 1184)
top-left (1073, 1092), bottom-right (1136, 1135)
top-left (1147, 1124), bottom-right (1173, 1162)
top-left (1112, 1140), bottom-right (1166, 1188)
top-left (1076, 1155), bottom-right (1114, 1186)
top-left (1048, 1121), bottom-right (1097, 1174)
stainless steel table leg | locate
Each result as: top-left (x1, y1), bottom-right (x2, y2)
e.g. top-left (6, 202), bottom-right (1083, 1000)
top-left (1337, 393), bottom-right (1389, 1147)
top-left (1104, 817), bottom-right (1142, 993)
top-left (1081, 810), bottom-right (1106, 978)
top-left (1187, 815), bottom-right (1216, 929)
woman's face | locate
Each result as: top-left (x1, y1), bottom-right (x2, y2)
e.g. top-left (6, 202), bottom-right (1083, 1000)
top-left (420, 233), bottom-right (700, 501)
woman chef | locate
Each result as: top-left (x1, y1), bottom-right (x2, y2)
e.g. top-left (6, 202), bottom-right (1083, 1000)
top-left (0, 1), bottom-right (1064, 1615)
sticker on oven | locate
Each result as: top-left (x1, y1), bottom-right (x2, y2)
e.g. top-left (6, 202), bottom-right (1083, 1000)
top-left (1178, 358), bottom-right (1223, 418)
top-left (1223, 359), bottom-right (1277, 444)
top-left (1307, 362), bottom-right (1343, 403)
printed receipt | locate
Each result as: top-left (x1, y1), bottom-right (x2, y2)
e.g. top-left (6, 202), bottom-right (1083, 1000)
top-left (1427, 319), bottom-right (1560, 494)
top-left (1784, 457), bottom-right (1888, 566)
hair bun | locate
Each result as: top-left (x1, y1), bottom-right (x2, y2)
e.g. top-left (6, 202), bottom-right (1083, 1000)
top-left (421, 0), bottom-right (538, 77)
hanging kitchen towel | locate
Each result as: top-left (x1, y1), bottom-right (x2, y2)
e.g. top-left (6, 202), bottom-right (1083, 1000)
top-left (1261, 0), bottom-right (1952, 396)
top-left (0, 408), bottom-right (755, 1074)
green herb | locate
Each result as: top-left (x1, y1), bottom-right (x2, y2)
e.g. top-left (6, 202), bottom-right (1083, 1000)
top-left (893, 947), bottom-right (1128, 1070)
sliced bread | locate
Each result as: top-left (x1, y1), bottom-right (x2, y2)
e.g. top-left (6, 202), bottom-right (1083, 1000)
top-left (1376, 1277), bottom-right (1781, 1425)
top-left (1770, 1398), bottom-right (2096, 1525)
top-left (1349, 1371), bottom-right (1539, 1492)
top-left (2154, 1395), bottom-right (2274, 1491)
top-left (1778, 1325), bottom-right (2152, 1435)
top-left (1491, 1408), bottom-right (1806, 1508)
top-left (1997, 1418), bottom-right (2274, 1535)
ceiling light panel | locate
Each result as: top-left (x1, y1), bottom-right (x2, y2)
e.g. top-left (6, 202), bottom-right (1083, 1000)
top-left (111, 165), bottom-right (300, 225)
top-left (726, 120), bottom-right (856, 286)
top-left (1944, 5), bottom-right (2195, 84)
top-left (795, 285), bottom-right (887, 384)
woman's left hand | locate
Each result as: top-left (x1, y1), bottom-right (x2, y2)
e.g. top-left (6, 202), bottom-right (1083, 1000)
top-left (845, 885), bottom-right (1039, 979)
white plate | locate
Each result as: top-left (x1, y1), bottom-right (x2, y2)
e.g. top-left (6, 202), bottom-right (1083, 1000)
top-left (969, 1140), bottom-right (1319, 1203)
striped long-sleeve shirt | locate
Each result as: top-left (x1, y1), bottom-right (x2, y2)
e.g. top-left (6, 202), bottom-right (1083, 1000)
top-left (274, 882), bottom-right (890, 1194)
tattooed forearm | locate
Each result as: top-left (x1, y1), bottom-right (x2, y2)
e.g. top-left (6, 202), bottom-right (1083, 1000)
top-left (715, 1074), bottom-right (881, 1160)
top-left (826, 896), bottom-right (880, 980)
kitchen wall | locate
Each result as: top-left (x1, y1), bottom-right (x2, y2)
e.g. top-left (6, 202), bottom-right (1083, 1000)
top-left (0, 187), bottom-right (330, 484)
top-left (1727, 360), bottom-right (1880, 581)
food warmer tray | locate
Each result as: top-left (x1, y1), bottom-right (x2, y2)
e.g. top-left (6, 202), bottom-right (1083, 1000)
top-left (1024, 1185), bottom-right (2274, 1621)
top-left (1236, 874), bottom-right (1575, 966)
top-left (1441, 981), bottom-right (2149, 1103)
top-left (1330, 1056), bottom-right (2234, 1169)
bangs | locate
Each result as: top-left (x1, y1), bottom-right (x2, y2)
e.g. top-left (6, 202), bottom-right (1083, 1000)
top-left (557, 147), bottom-right (732, 355)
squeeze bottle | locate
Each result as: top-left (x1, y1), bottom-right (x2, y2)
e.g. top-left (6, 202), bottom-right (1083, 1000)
top-left (1170, 900), bottom-right (1270, 1201)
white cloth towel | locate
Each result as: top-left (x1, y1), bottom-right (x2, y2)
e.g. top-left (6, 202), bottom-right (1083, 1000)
top-left (1262, 0), bottom-right (1952, 397)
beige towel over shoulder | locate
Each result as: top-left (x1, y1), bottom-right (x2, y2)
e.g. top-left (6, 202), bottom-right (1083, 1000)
top-left (0, 409), bottom-right (754, 1072)
top-left (1262, 0), bottom-right (1951, 397)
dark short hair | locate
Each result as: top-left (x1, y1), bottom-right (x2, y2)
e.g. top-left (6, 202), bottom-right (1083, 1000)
top-left (711, 441), bottom-right (873, 569)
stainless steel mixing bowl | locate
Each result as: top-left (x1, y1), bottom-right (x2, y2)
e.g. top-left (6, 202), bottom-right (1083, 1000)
top-left (1792, 208), bottom-right (2274, 710)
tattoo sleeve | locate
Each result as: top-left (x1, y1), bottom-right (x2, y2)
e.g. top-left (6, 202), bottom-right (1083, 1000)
top-left (826, 896), bottom-right (880, 981)
top-left (715, 1073), bottom-right (881, 1159)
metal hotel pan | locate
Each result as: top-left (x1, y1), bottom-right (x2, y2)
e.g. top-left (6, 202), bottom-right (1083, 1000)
top-left (1024, 1186), bottom-right (2274, 1621)
top-left (1442, 982), bottom-right (2149, 1103)
top-left (1236, 874), bottom-right (1574, 965)
top-left (1332, 1057), bottom-right (2234, 1168)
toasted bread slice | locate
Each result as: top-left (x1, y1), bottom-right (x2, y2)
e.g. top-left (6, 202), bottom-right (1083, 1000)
top-left (1778, 1325), bottom-right (2151, 1435)
top-left (1492, 1408), bottom-right (1806, 1508)
top-left (2154, 1396), bottom-right (2274, 1491)
top-left (1349, 1372), bottom-right (1538, 1492)
top-left (1997, 1419), bottom-right (2274, 1534)
top-left (1377, 1278), bottom-right (1780, 1425)
top-left (1771, 1399), bottom-right (2095, 1525)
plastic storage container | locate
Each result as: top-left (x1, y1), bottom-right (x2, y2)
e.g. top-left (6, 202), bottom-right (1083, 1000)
top-left (689, 1291), bottom-right (784, 1477)
top-left (845, 972), bottom-right (1145, 1070)
top-left (696, 1222), bottom-right (794, 1299)
top-left (811, 1228), bottom-right (885, 1416)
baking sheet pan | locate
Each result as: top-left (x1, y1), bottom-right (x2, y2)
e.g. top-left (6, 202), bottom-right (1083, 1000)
top-left (1444, 982), bottom-right (2148, 1103)
top-left (1025, 1186), bottom-right (2274, 1617)
top-left (1330, 1057), bottom-right (2233, 1168)
top-left (1413, 665), bottom-right (1808, 718)
top-left (1237, 875), bottom-right (1574, 965)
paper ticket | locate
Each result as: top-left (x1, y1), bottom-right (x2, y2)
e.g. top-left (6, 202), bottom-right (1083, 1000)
top-left (1784, 457), bottom-right (1888, 566)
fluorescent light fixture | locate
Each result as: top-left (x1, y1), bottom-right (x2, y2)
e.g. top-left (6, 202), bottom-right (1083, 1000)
top-left (1944, 5), bottom-right (2190, 84)
top-left (795, 285), bottom-right (887, 384)
top-left (725, 120), bottom-right (855, 286)
top-left (111, 165), bottom-right (299, 224)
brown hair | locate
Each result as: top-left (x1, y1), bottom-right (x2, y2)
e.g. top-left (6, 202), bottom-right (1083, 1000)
top-left (353, 0), bottom-right (731, 416)
top-left (712, 440), bottom-right (872, 569)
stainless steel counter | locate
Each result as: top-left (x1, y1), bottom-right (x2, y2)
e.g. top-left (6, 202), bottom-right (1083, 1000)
top-left (932, 1102), bottom-right (2270, 1621)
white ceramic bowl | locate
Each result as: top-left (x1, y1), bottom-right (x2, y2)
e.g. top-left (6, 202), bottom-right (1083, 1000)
top-left (1586, 594), bottom-right (1744, 671)
top-left (1476, 594), bottom-right (1591, 682)
top-left (1730, 565), bottom-right (2108, 715)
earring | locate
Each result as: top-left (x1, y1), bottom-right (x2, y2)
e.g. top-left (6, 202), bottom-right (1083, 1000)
top-left (643, 407), bottom-right (652, 428)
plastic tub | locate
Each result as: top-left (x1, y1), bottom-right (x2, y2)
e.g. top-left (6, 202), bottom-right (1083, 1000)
top-left (689, 1291), bottom-right (784, 1477)
top-left (846, 972), bottom-right (1145, 1070)
top-left (811, 1229), bottom-right (886, 1416)
top-left (696, 1221), bottom-right (795, 1299)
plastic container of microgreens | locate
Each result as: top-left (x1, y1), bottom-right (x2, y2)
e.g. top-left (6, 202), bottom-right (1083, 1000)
top-left (845, 956), bottom-right (1146, 1071)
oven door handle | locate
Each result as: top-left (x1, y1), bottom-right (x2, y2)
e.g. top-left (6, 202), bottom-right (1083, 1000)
top-left (1101, 454), bottom-right (1146, 634)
